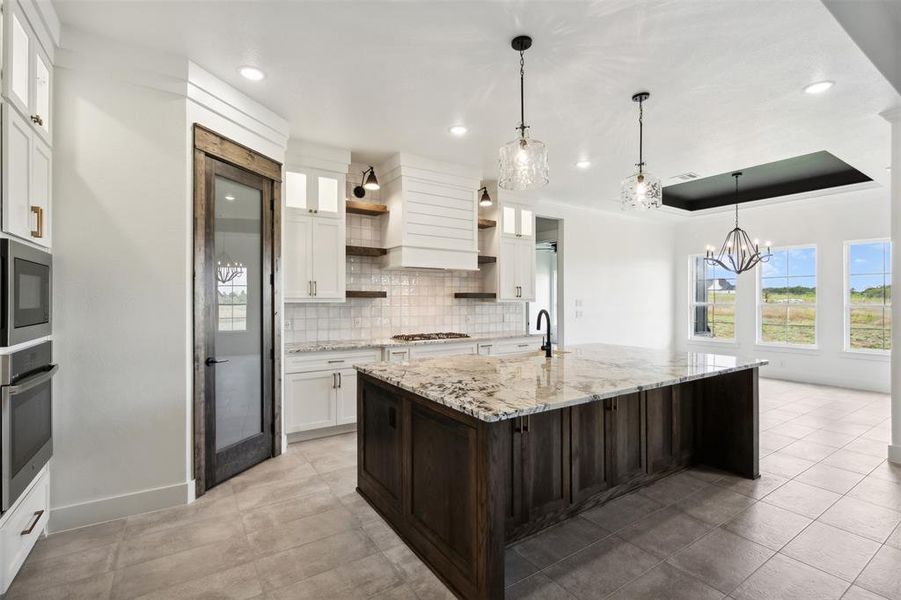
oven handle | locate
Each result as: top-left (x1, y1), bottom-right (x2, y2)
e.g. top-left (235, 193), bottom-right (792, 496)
top-left (8, 365), bottom-right (59, 396)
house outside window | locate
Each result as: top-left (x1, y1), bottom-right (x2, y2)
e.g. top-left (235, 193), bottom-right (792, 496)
top-left (846, 239), bottom-right (891, 352)
top-left (690, 256), bottom-right (736, 341)
top-left (759, 246), bottom-right (816, 346)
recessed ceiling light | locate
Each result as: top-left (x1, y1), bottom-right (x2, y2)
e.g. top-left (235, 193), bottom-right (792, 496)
top-left (887, 166), bottom-right (892, 172)
top-left (238, 66), bottom-right (265, 81)
top-left (224, 194), bottom-right (236, 201)
top-left (448, 125), bottom-right (468, 137)
top-left (575, 160), bottom-right (591, 169)
top-left (803, 80), bottom-right (834, 94)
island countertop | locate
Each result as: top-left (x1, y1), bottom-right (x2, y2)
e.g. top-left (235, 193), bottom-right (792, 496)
top-left (355, 343), bottom-right (768, 422)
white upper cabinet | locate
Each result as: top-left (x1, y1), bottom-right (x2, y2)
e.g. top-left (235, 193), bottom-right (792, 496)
top-left (285, 168), bottom-right (343, 218)
top-left (498, 236), bottom-right (535, 301)
top-left (3, 1), bottom-right (53, 145)
top-left (283, 141), bottom-right (351, 303)
top-left (1, 104), bottom-right (50, 248)
top-left (500, 202), bottom-right (534, 240)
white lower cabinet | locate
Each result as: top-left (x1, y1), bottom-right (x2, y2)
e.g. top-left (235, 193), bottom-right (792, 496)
top-left (285, 370), bottom-right (337, 432)
top-left (491, 336), bottom-right (543, 356)
top-left (284, 349), bottom-right (379, 434)
top-left (0, 466), bottom-right (49, 595)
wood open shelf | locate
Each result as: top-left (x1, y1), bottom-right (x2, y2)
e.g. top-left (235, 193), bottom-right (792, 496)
top-left (478, 219), bottom-right (497, 229)
top-left (346, 200), bottom-right (388, 216)
top-left (346, 290), bottom-right (387, 299)
top-left (346, 245), bottom-right (387, 257)
top-left (454, 292), bottom-right (496, 299)
top-left (477, 255), bottom-right (497, 264)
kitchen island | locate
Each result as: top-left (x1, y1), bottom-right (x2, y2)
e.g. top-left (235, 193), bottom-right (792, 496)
top-left (355, 344), bottom-right (767, 599)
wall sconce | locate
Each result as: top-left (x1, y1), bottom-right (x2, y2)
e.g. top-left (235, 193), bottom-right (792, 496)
top-left (478, 186), bottom-right (492, 207)
top-left (353, 166), bottom-right (380, 198)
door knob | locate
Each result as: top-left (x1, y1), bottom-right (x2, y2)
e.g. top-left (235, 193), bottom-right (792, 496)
top-left (205, 357), bottom-right (229, 366)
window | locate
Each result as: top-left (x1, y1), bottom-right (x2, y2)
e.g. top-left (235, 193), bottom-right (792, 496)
top-left (759, 246), bottom-right (816, 345)
top-left (846, 240), bottom-right (891, 351)
top-left (218, 267), bottom-right (248, 331)
top-left (690, 256), bottom-right (736, 340)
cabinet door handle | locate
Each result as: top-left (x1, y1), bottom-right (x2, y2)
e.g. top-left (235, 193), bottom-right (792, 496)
top-left (21, 510), bottom-right (44, 536)
top-left (332, 373), bottom-right (337, 389)
top-left (338, 372), bottom-right (342, 388)
top-left (30, 114), bottom-right (44, 127)
top-left (327, 359), bottom-right (345, 364)
top-left (30, 206), bottom-right (44, 238)
top-left (313, 281), bottom-right (318, 296)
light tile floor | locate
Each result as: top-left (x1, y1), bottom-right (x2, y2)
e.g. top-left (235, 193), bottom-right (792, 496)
top-left (7, 378), bottom-right (901, 599)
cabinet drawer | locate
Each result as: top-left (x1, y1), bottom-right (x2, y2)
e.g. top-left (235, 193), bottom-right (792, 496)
top-left (409, 342), bottom-right (476, 359)
top-left (383, 348), bottom-right (410, 362)
top-left (493, 338), bottom-right (542, 356)
top-left (285, 349), bottom-right (381, 374)
top-left (1, 467), bottom-right (48, 593)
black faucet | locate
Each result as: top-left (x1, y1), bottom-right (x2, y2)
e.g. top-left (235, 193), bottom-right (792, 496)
top-left (537, 309), bottom-right (552, 358)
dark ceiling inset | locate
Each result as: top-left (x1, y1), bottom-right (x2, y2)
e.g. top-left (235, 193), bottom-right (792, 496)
top-left (662, 151), bottom-right (872, 211)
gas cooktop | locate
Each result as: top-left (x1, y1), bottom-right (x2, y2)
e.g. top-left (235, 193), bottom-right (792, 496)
top-left (391, 332), bottom-right (471, 342)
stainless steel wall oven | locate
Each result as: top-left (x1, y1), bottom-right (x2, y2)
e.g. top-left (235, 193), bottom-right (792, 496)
top-left (2, 341), bottom-right (55, 511)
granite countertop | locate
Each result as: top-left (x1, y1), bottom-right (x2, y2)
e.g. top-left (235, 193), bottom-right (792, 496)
top-left (285, 333), bottom-right (543, 354)
top-left (355, 343), bottom-right (768, 422)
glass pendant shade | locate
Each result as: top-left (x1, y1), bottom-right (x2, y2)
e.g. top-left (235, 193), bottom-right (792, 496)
top-left (498, 132), bottom-right (549, 191)
top-left (620, 171), bottom-right (662, 210)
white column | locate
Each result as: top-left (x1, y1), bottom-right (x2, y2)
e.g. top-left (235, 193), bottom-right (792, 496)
top-left (886, 106), bottom-right (901, 464)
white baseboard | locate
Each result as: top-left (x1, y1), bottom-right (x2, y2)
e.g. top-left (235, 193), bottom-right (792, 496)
top-left (49, 481), bottom-right (193, 534)
top-left (889, 445), bottom-right (901, 465)
top-left (760, 371), bottom-right (890, 394)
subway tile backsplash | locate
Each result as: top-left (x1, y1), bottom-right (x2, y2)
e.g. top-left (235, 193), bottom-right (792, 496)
top-left (283, 169), bottom-right (525, 344)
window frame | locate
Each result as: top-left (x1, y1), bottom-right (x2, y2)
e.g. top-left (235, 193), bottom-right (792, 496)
top-left (217, 266), bottom-right (249, 332)
top-left (688, 254), bottom-right (737, 344)
top-left (756, 243), bottom-right (818, 349)
top-left (844, 238), bottom-right (891, 355)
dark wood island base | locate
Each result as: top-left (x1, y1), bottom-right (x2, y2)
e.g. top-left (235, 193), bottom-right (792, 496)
top-left (356, 368), bottom-right (759, 599)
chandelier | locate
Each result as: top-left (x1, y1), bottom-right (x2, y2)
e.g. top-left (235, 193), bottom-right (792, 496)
top-left (621, 92), bottom-right (661, 210)
top-left (498, 35), bottom-right (548, 191)
top-left (704, 172), bottom-right (772, 274)
top-left (216, 254), bottom-right (245, 284)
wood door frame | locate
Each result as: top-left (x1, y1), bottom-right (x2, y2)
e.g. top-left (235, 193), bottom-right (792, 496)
top-left (193, 124), bottom-right (283, 497)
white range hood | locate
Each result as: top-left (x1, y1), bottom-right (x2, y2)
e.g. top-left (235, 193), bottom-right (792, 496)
top-left (377, 153), bottom-right (480, 271)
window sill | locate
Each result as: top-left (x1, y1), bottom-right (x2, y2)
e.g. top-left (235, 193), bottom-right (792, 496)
top-left (753, 343), bottom-right (821, 356)
top-left (840, 350), bottom-right (891, 361)
top-left (687, 337), bottom-right (738, 348)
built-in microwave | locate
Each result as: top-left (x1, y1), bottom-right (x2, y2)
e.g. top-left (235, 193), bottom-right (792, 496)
top-left (1, 240), bottom-right (52, 347)
top-left (1, 341), bottom-right (55, 511)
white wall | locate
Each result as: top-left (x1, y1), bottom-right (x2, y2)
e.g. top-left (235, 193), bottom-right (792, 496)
top-left (535, 202), bottom-right (676, 349)
top-left (49, 31), bottom-right (288, 532)
top-left (674, 185), bottom-right (891, 392)
top-left (51, 65), bottom-right (191, 531)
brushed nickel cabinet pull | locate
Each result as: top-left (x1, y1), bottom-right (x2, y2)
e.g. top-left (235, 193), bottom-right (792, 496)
top-left (30, 206), bottom-right (44, 238)
top-left (21, 510), bottom-right (44, 535)
top-left (313, 281), bottom-right (318, 296)
top-left (338, 372), bottom-right (342, 388)
top-left (327, 359), bottom-right (345, 364)
top-left (332, 373), bottom-right (337, 389)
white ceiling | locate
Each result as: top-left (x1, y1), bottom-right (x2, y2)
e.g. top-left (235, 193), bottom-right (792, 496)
top-left (54, 0), bottom-right (900, 211)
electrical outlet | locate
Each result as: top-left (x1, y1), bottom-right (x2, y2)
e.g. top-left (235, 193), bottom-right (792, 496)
top-left (353, 318), bottom-right (363, 328)
top-left (574, 299), bottom-right (583, 308)
top-left (575, 310), bottom-right (583, 319)
top-left (284, 320), bottom-right (294, 330)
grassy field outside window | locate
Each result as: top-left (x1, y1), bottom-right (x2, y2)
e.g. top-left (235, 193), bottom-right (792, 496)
top-left (846, 240), bottom-right (891, 352)
top-left (758, 246), bottom-right (816, 346)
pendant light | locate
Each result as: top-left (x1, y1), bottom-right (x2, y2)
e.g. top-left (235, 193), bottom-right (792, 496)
top-left (352, 166), bottom-right (380, 198)
top-left (478, 186), bottom-right (492, 207)
top-left (621, 92), bottom-right (661, 210)
top-left (498, 35), bottom-right (548, 191)
top-left (704, 172), bottom-right (772, 274)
